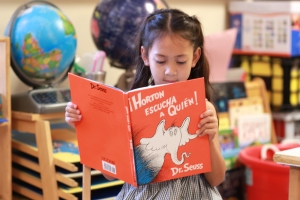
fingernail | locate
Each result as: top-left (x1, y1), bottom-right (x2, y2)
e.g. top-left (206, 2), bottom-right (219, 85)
top-left (200, 114), bottom-right (203, 118)
top-left (78, 115), bottom-right (82, 119)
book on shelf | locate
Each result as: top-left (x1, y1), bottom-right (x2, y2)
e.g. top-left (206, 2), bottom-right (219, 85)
top-left (228, 96), bottom-right (271, 147)
top-left (237, 113), bottom-right (271, 148)
top-left (0, 94), bottom-right (8, 123)
top-left (228, 96), bottom-right (264, 129)
top-left (210, 81), bottom-right (247, 113)
top-left (0, 118), bottom-right (8, 123)
top-left (68, 73), bottom-right (211, 187)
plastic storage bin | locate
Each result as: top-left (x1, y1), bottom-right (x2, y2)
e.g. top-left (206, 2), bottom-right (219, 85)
top-left (239, 143), bottom-right (300, 200)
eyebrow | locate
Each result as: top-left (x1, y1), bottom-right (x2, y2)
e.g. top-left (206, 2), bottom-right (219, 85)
top-left (155, 54), bottom-right (188, 58)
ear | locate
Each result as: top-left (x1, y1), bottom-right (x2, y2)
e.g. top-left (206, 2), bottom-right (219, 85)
top-left (192, 47), bottom-right (201, 68)
top-left (141, 46), bottom-right (149, 66)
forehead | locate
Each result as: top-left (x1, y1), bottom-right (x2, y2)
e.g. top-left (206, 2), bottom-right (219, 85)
top-left (149, 34), bottom-right (193, 54)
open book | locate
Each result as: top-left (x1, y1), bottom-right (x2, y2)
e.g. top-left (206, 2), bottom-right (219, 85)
top-left (68, 73), bottom-right (211, 187)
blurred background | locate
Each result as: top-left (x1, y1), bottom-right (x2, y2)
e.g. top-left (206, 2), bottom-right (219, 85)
top-left (0, 0), bottom-right (229, 95)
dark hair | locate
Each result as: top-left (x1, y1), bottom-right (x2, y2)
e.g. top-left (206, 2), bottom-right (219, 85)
top-left (130, 8), bottom-right (213, 101)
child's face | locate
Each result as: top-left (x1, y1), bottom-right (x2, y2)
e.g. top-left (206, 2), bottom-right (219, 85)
top-left (141, 34), bottom-right (200, 85)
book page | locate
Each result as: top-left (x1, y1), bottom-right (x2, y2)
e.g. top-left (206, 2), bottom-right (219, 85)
top-left (68, 73), bottom-right (136, 185)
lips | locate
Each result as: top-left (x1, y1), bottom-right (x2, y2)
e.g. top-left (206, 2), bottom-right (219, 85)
top-left (164, 80), bottom-right (177, 84)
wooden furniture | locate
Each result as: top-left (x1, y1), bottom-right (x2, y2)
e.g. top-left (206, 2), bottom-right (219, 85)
top-left (12, 112), bottom-right (63, 200)
top-left (83, 165), bottom-right (91, 200)
top-left (11, 111), bottom-right (124, 200)
top-left (0, 37), bottom-right (12, 200)
top-left (273, 147), bottom-right (300, 200)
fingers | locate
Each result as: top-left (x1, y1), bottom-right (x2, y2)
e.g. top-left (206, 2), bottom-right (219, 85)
top-left (65, 117), bottom-right (75, 128)
top-left (197, 122), bottom-right (218, 135)
top-left (197, 109), bottom-right (218, 141)
top-left (65, 102), bottom-right (81, 127)
top-left (66, 102), bottom-right (78, 111)
top-left (198, 111), bottom-right (217, 127)
top-left (65, 102), bottom-right (80, 114)
top-left (200, 109), bottom-right (214, 119)
top-left (65, 114), bottom-right (81, 128)
top-left (196, 126), bottom-right (218, 142)
top-left (67, 101), bottom-right (76, 108)
top-left (65, 111), bottom-right (82, 120)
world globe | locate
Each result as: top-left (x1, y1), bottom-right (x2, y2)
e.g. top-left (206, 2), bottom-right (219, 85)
top-left (91, 0), bottom-right (168, 70)
top-left (6, 1), bottom-right (77, 88)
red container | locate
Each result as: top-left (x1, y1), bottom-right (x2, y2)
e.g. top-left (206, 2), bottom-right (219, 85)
top-left (239, 143), bottom-right (300, 200)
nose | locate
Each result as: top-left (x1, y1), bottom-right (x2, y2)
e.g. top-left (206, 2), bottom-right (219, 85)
top-left (165, 64), bottom-right (177, 76)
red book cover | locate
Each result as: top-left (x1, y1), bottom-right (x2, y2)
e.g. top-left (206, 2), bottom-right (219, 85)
top-left (68, 73), bottom-right (211, 187)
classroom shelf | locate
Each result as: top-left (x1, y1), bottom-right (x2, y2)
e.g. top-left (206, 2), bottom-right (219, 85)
top-left (0, 36), bottom-right (12, 200)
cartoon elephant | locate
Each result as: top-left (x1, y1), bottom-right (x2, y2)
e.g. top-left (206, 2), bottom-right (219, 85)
top-left (134, 117), bottom-right (200, 185)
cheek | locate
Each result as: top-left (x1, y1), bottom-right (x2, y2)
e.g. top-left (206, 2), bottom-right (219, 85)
top-left (178, 67), bottom-right (192, 80)
top-left (150, 63), bottom-right (163, 73)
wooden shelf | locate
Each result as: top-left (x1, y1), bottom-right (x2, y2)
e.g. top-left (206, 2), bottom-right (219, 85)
top-left (0, 121), bottom-right (9, 127)
top-left (274, 147), bottom-right (300, 200)
top-left (0, 36), bottom-right (12, 200)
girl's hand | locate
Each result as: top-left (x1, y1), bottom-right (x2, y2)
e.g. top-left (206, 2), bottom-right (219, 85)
top-left (65, 102), bottom-right (81, 128)
top-left (196, 102), bottom-right (218, 142)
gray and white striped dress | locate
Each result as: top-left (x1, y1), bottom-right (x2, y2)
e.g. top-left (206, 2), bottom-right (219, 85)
top-left (116, 174), bottom-right (222, 200)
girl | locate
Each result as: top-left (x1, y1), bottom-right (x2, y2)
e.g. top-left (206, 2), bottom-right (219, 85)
top-left (65, 8), bottom-right (225, 200)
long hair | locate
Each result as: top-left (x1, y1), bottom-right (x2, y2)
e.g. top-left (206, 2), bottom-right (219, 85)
top-left (130, 9), bottom-right (213, 101)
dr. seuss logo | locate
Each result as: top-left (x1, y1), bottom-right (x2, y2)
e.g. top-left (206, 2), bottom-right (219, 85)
top-left (171, 163), bottom-right (204, 176)
top-left (90, 82), bottom-right (107, 93)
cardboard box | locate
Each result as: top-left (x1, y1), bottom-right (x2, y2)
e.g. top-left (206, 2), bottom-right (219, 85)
top-left (229, 1), bottom-right (300, 57)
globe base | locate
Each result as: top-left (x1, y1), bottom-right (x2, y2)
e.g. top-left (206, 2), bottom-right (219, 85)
top-left (11, 88), bottom-right (71, 114)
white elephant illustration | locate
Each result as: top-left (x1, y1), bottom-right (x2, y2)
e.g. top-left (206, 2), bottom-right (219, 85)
top-left (134, 116), bottom-right (200, 185)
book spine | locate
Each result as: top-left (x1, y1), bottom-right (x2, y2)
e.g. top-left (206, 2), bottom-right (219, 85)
top-left (124, 93), bottom-right (137, 185)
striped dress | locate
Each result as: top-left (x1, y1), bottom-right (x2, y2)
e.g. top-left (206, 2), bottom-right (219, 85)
top-left (116, 174), bottom-right (222, 200)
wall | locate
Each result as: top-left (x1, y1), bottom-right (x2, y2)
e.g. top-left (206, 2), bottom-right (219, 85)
top-left (0, 0), bottom-right (229, 94)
